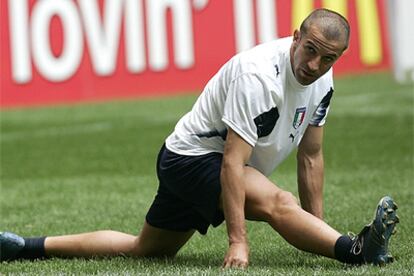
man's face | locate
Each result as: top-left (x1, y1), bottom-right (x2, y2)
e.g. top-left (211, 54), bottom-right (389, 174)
top-left (290, 26), bottom-right (346, 85)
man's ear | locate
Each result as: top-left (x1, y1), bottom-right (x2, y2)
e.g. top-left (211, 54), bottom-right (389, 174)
top-left (293, 30), bottom-right (301, 42)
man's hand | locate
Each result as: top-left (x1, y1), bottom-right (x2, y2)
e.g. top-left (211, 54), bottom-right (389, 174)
top-left (222, 242), bottom-right (249, 269)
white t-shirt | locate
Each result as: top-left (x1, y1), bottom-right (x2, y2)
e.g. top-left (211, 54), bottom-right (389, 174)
top-left (166, 37), bottom-right (334, 176)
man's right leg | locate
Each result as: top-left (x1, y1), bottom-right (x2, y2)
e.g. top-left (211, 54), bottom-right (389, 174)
top-left (239, 167), bottom-right (340, 258)
top-left (237, 166), bottom-right (398, 265)
top-left (1, 222), bottom-right (195, 261)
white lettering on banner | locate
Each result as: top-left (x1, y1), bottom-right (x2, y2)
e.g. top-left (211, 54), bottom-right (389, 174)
top-left (9, 0), bottom-right (31, 83)
top-left (233, 0), bottom-right (278, 52)
top-left (78, 0), bottom-right (146, 75)
top-left (79, 0), bottom-right (129, 76)
top-left (147, 0), bottom-right (194, 71)
top-left (125, 0), bottom-right (145, 73)
top-left (31, 0), bottom-right (83, 82)
top-left (192, 0), bottom-right (209, 10)
top-left (233, 0), bottom-right (254, 52)
top-left (8, 0), bottom-right (208, 84)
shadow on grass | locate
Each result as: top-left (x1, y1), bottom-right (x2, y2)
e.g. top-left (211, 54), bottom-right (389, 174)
top-left (133, 251), bottom-right (343, 270)
top-left (0, 253), bottom-right (382, 274)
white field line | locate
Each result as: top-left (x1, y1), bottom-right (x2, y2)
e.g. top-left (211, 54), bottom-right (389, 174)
top-left (0, 122), bottom-right (113, 142)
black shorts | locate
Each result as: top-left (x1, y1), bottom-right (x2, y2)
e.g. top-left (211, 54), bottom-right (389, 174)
top-left (145, 144), bottom-right (225, 235)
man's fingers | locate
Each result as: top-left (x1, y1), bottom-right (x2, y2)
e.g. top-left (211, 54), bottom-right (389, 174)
top-left (222, 259), bottom-right (229, 269)
top-left (238, 260), bottom-right (248, 268)
top-left (233, 259), bottom-right (248, 268)
top-left (222, 258), bottom-right (248, 269)
top-left (222, 242), bottom-right (249, 269)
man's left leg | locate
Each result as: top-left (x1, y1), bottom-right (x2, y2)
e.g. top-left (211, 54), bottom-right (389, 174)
top-left (44, 222), bottom-right (195, 258)
top-left (0, 222), bottom-right (195, 261)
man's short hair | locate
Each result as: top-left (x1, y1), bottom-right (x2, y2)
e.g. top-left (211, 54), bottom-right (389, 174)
top-left (300, 8), bottom-right (350, 50)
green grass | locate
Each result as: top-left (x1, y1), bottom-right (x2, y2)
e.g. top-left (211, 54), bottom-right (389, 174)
top-left (1, 72), bottom-right (413, 275)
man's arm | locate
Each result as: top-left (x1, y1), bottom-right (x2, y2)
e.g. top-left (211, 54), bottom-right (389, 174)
top-left (297, 125), bottom-right (325, 219)
top-left (221, 128), bottom-right (253, 269)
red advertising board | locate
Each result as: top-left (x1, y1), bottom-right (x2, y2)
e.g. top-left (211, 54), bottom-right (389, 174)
top-left (0, 0), bottom-right (390, 108)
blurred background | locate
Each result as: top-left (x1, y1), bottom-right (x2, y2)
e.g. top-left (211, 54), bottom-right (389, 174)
top-left (1, 2), bottom-right (413, 274)
top-left (1, 0), bottom-right (413, 108)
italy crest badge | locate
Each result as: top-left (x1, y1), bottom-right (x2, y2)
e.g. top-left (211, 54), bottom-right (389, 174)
top-left (293, 107), bottom-right (306, 129)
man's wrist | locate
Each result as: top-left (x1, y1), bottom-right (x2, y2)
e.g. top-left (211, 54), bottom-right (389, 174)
top-left (229, 238), bottom-right (248, 245)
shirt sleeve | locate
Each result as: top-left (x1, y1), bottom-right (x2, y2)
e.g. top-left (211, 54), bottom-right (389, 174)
top-left (222, 73), bottom-right (279, 147)
top-left (310, 87), bottom-right (334, 127)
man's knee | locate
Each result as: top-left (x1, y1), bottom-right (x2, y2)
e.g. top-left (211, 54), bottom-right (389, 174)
top-left (269, 190), bottom-right (299, 218)
top-left (128, 236), bottom-right (178, 258)
top-left (128, 223), bottom-right (194, 258)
